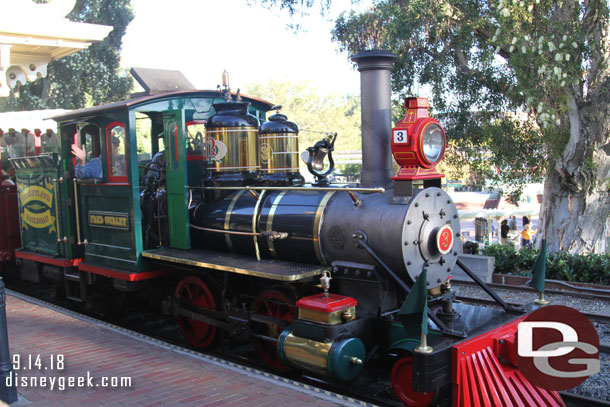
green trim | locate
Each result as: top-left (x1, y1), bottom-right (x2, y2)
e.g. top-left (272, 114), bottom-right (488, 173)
top-left (164, 110), bottom-right (190, 250)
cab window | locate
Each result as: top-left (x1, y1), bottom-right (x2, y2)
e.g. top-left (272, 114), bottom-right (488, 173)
top-left (186, 121), bottom-right (206, 160)
top-left (81, 125), bottom-right (101, 160)
top-left (106, 122), bottom-right (127, 183)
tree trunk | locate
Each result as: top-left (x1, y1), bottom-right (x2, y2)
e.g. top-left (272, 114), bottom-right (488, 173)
top-left (539, 160), bottom-right (610, 254)
top-left (538, 100), bottom-right (610, 254)
top-left (538, 0), bottom-right (610, 255)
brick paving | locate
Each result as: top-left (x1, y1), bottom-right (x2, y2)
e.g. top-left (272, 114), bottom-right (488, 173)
top-left (2, 294), bottom-right (356, 407)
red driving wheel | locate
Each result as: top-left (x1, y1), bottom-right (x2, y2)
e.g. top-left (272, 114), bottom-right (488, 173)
top-left (252, 289), bottom-right (296, 371)
top-left (175, 275), bottom-right (218, 348)
top-left (391, 357), bottom-right (436, 406)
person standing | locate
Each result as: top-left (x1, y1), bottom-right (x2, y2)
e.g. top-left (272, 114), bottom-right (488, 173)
top-left (501, 220), bottom-right (510, 245)
top-left (521, 224), bottom-right (535, 248)
top-left (509, 215), bottom-right (517, 231)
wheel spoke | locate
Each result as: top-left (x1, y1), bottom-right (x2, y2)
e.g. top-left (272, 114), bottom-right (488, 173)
top-left (175, 276), bottom-right (218, 349)
top-left (185, 284), bottom-right (195, 300)
top-left (252, 289), bottom-right (296, 371)
top-left (264, 300), bottom-right (273, 316)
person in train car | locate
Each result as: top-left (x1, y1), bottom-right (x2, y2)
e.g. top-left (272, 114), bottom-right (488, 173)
top-left (40, 129), bottom-right (60, 153)
top-left (21, 129), bottom-right (36, 156)
top-left (1, 169), bottom-right (14, 186)
top-left (1, 128), bottom-right (24, 158)
top-left (72, 136), bottom-right (122, 179)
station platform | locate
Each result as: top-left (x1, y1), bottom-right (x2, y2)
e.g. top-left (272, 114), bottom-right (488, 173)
top-left (2, 292), bottom-right (370, 407)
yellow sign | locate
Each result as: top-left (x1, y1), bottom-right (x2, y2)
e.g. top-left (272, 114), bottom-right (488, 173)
top-left (88, 211), bottom-right (129, 230)
top-left (20, 186), bottom-right (53, 207)
top-left (23, 208), bottom-right (56, 232)
top-left (19, 185), bottom-right (56, 233)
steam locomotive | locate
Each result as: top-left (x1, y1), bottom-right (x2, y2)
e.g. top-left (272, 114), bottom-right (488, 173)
top-left (0, 51), bottom-right (565, 407)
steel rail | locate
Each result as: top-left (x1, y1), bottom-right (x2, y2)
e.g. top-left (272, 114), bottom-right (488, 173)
top-left (455, 259), bottom-right (524, 313)
top-left (455, 295), bottom-right (610, 324)
top-left (560, 391), bottom-right (610, 407)
top-left (452, 278), bottom-right (610, 301)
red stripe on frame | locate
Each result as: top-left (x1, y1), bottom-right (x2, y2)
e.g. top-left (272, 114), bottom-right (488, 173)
top-left (15, 250), bottom-right (81, 267)
top-left (78, 263), bottom-right (173, 281)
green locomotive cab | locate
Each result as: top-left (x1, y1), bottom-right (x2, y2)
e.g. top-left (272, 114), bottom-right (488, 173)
top-left (12, 90), bottom-right (273, 302)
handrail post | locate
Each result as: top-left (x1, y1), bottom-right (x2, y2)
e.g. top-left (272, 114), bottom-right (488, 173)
top-left (72, 179), bottom-right (86, 246)
top-left (53, 178), bottom-right (62, 244)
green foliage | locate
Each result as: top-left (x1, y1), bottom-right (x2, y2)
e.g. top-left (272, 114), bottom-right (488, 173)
top-left (481, 244), bottom-right (519, 274)
top-left (517, 246), bottom-right (538, 270)
top-left (0, 0), bottom-right (133, 111)
top-left (482, 244), bottom-right (538, 275)
top-left (547, 252), bottom-right (610, 285)
top-left (484, 244), bottom-right (610, 284)
top-left (336, 163), bottom-right (361, 181)
top-left (244, 79), bottom-right (362, 156)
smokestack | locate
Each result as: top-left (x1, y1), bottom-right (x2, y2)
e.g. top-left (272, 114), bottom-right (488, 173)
top-left (351, 50), bottom-right (398, 188)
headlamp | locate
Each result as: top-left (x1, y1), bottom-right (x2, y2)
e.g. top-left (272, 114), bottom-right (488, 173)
top-left (421, 123), bottom-right (445, 165)
top-left (391, 97), bottom-right (447, 181)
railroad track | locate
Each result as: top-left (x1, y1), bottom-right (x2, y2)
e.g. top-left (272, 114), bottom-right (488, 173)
top-left (451, 278), bottom-right (610, 302)
top-left (561, 392), bottom-right (610, 407)
top-left (454, 294), bottom-right (610, 324)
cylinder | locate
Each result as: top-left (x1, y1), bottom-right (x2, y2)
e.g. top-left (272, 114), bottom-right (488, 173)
top-left (351, 50), bottom-right (398, 188)
top-left (277, 329), bottom-right (366, 382)
top-left (258, 113), bottom-right (304, 185)
top-left (204, 101), bottom-right (260, 183)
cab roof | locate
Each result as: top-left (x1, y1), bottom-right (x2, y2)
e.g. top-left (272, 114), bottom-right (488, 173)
top-left (50, 90), bottom-right (275, 123)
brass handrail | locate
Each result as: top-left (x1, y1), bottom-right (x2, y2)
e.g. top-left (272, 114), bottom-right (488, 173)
top-left (53, 178), bottom-right (62, 243)
top-left (72, 179), bottom-right (85, 246)
top-left (192, 185), bottom-right (385, 193)
top-left (192, 185), bottom-right (382, 207)
top-left (251, 190), bottom-right (267, 261)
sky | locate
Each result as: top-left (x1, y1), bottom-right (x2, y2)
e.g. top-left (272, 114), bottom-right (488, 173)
top-left (121, 0), bottom-right (369, 96)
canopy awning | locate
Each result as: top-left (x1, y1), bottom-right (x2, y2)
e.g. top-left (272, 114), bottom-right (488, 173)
top-left (0, 0), bottom-right (112, 97)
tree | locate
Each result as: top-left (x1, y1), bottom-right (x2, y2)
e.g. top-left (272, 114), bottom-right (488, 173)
top-left (258, 0), bottom-right (610, 254)
top-left (244, 79), bottom-right (362, 173)
top-left (339, 163), bottom-right (362, 182)
top-left (0, 0), bottom-right (133, 111)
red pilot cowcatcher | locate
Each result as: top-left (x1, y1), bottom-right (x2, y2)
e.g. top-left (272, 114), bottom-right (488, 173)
top-left (391, 97), bottom-right (447, 181)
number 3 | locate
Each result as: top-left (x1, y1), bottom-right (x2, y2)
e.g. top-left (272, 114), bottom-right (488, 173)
top-left (393, 130), bottom-right (408, 144)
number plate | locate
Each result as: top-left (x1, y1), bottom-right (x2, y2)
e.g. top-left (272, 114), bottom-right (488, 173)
top-left (393, 129), bottom-right (408, 144)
